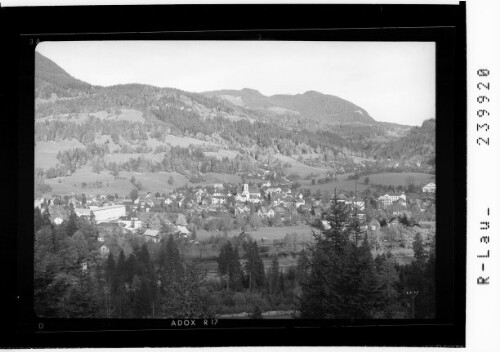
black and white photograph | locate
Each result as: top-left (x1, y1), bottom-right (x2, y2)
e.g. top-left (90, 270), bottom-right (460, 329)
top-left (33, 40), bottom-right (437, 321)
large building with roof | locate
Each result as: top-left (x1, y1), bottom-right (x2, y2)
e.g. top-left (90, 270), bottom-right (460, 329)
top-left (75, 204), bottom-right (126, 223)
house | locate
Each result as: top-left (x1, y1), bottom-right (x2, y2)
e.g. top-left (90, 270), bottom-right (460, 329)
top-left (258, 206), bottom-right (275, 218)
top-left (321, 220), bottom-right (331, 230)
top-left (345, 200), bottom-right (365, 211)
top-left (295, 199), bottom-right (306, 208)
top-left (176, 225), bottom-right (191, 237)
top-left (262, 181), bottom-right (272, 188)
top-left (266, 187), bottom-right (281, 195)
top-left (211, 195), bottom-right (227, 205)
top-left (274, 206), bottom-right (287, 218)
top-left (53, 217), bottom-right (64, 225)
top-left (377, 193), bottom-right (407, 207)
top-left (47, 205), bottom-right (69, 224)
top-left (235, 194), bottom-right (247, 203)
top-left (117, 216), bottom-right (143, 231)
top-left (235, 204), bottom-right (251, 215)
top-left (422, 182), bottom-right (436, 193)
top-left (84, 204), bottom-right (127, 223)
top-left (144, 229), bottom-right (160, 243)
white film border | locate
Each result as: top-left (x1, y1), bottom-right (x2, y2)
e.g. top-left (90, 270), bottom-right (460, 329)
top-left (467, 0), bottom-right (500, 351)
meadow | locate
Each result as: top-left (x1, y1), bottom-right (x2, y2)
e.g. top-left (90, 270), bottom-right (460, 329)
top-left (364, 172), bottom-right (435, 186)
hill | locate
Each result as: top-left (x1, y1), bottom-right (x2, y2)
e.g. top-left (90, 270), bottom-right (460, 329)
top-left (374, 119), bottom-right (435, 163)
top-left (35, 51), bottom-right (98, 100)
top-left (34, 52), bottom-right (434, 194)
top-left (203, 88), bottom-right (376, 125)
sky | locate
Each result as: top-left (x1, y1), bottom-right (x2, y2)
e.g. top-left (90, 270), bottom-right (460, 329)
top-left (36, 40), bottom-right (435, 126)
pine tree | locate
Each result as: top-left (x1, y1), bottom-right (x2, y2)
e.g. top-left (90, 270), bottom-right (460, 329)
top-left (413, 232), bottom-right (426, 264)
top-left (163, 235), bottom-right (184, 282)
top-left (228, 245), bottom-right (243, 291)
top-left (300, 194), bottom-right (379, 319)
top-left (244, 240), bottom-right (265, 292)
top-left (217, 242), bottom-right (232, 291)
top-left (66, 209), bottom-right (79, 237)
top-left (269, 255), bottom-right (280, 296)
top-left (296, 249), bottom-right (309, 286)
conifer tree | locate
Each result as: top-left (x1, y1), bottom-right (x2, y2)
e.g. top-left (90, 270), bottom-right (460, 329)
top-left (244, 240), bottom-right (265, 292)
top-left (300, 194), bottom-right (379, 319)
top-left (269, 255), bottom-right (280, 296)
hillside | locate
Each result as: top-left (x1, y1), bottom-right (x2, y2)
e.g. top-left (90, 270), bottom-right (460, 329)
top-left (34, 52), bottom-right (434, 195)
top-left (203, 88), bottom-right (376, 125)
top-left (374, 119), bottom-right (435, 163)
top-left (35, 52), bottom-right (97, 100)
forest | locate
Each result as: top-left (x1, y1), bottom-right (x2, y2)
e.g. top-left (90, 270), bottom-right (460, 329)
top-left (34, 198), bottom-right (435, 319)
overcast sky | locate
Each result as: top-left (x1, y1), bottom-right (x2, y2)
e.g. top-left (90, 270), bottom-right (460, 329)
top-left (36, 40), bottom-right (435, 126)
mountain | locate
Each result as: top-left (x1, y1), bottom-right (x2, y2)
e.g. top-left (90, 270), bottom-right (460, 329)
top-left (374, 119), bottom-right (435, 163)
top-left (203, 88), bottom-right (376, 125)
top-left (34, 52), bottom-right (433, 186)
top-left (35, 51), bottom-right (97, 100)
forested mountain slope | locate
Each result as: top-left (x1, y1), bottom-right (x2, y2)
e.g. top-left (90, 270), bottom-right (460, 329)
top-left (203, 88), bottom-right (376, 125)
top-left (34, 52), bottom-right (434, 185)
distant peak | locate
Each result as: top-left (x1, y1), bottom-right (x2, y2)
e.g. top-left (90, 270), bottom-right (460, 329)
top-left (241, 88), bottom-right (263, 95)
top-left (303, 90), bottom-right (322, 96)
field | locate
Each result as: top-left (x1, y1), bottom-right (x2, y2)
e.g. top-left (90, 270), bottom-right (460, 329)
top-left (299, 177), bottom-right (371, 193)
top-left (36, 109), bottom-right (145, 124)
top-left (297, 172), bottom-right (435, 193)
top-left (35, 139), bottom-right (86, 169)
top-left (274, 154), bottom-right (331, 177)
top-left (204, 149), bottom-right (240, 159)
top-left (41, 168), bottom-right (245, 197)
top-left (103, 153), bottom-right (166, 163)
top-left (195, 224), bottom-right (315, 243)
top-left (162, 134), bottom-right (218, 148)
top-left (364, 172), bottom-right (435, 186)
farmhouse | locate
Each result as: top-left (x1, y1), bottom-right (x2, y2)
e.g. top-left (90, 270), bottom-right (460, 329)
top-left (144, 229), bottom-right (160, 243)
top-left (422, 182), bottom-right (436, 193)
top-left (117, 216), bottom-right (143, 231)
top-left (377, 193), bottom-right (407, 207)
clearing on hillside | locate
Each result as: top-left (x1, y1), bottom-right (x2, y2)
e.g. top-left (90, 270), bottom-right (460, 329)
top-left (35, 138), bottom-right (86, 169)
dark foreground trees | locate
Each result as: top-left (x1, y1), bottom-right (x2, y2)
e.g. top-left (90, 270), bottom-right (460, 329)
top-left (34, 212), bottom-right (212, 318)
top-left (299, 197), bottom-right (435, 319)
top-left (34, 204), bottom-right (435, 319)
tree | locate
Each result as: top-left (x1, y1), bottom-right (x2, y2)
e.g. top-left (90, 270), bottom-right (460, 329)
top-left (268, 255), bottom-right (280, 296)
top-left (218, 242), bottom-right (243, 291)
top-left (295, 249), bottom-right (309, 286)
top-left (65, 209), bottom-right (79, 237)
top-left (299, 194), bottom-right (378, 319)
top-left (412, 233), bottom-right (426, 264)
top-left (129, 188), bottom-right (139, 202)
top-left (251, 305), bottom-right (263, 319)
top-left (243, 240), bottom-right (265, 292)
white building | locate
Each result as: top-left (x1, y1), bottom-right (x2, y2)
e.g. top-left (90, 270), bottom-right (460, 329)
top-left (117, 217), bottom-right (143, 231)
top-left (76, 204), bottom-right (126, 223)
top-left (240, 184), bottom-right (260, 202)
top-left (422, 182), bottom-right (436, 193)
top-left (377, 193), bottom-right (407, 207)
top-left (345, 200), bottom-right (365, 210)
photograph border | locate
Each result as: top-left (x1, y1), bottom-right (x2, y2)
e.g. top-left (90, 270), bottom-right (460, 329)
top-left (5, 3), bottom-right (466, 347)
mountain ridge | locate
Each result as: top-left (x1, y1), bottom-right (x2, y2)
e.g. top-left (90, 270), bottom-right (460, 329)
top-left (203, 88), bottom-right (377, 125)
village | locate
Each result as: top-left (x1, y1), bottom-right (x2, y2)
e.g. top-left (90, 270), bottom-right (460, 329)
top-left (34, 176), bottom-right (436, 262)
